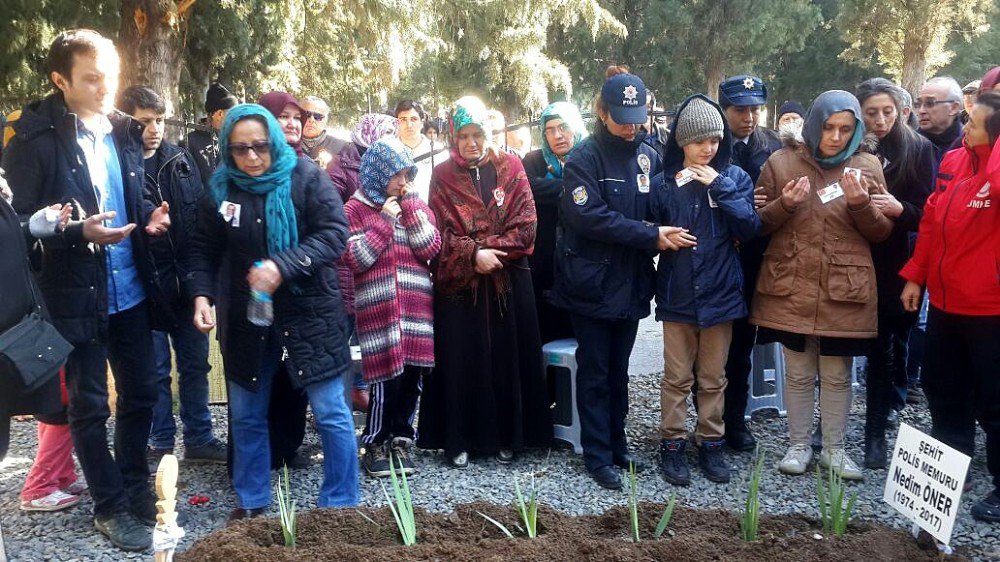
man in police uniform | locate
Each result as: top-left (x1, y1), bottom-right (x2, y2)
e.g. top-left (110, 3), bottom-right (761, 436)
top-left (717, 75), bottom-right (781, 452)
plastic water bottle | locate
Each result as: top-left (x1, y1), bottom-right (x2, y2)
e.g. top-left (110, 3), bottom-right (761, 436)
top-left (247, 262), bottom-right (273, 327)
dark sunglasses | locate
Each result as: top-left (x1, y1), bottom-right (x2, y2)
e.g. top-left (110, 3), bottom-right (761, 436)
top-left (229, 141), bottom-right (271, 158)
top-left (303, 110), bottom-right (327, 121)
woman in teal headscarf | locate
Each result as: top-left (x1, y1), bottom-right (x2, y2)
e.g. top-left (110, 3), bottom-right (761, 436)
top-left (751, 90), bottom-right (893, 481)
top-left (522, 101), bottom-right (588, 343)
top-left (188, 104), bottom-right (359, 520)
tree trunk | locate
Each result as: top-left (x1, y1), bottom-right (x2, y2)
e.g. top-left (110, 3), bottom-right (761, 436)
top-left (899, 27), bottom-right (929, 96)
top-left (118, 0), bottom-right (186, 137)
top-left (705, 59), bottom-right (725, 102)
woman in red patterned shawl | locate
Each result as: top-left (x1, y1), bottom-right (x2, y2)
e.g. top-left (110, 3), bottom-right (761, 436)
top-left (417, 96), bottom-right (552, 468)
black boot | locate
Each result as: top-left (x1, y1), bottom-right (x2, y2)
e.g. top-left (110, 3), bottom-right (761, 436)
top-left (724, 418), bottom-right (757, 452)
top-left (864, 431), bottom-right (888, 469)
top-left (698, 440), bottom-right (731, 483)
top-left (659, 439), bottom-right (690, 486)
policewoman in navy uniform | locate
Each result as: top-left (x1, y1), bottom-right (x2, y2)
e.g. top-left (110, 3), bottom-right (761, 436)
top-left (551, 67), bottom-right (677, 490)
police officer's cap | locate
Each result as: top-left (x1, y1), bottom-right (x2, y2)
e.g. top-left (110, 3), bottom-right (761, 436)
top-left (718, 75), bottom-right (768, 108)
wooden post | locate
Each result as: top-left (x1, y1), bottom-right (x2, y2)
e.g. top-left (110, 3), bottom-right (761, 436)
top-left (153, 454), bottom-right (182, 562)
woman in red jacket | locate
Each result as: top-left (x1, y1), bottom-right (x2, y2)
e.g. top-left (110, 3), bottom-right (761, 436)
top-left (900, 91), bottom-right (1000, 523)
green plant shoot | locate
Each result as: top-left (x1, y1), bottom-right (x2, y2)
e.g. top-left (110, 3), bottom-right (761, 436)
top-left (654, 492), bottom-right (678, 539)
top-left (816, 462), bottom-right (858, 537)
top-left (628, 461), bottom-right (640, 542)
top-left (513, 474), bottom-right (538, 538)
top-left (740, 448), bottom-right (765, 542)
top-left (276, 464), bottom-right (297, 548)
top-left (381, 455), bottom-right (417, 546)
top-left (478, 511), bottom-right (515, 538)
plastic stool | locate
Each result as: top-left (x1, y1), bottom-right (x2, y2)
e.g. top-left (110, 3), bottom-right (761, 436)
top-left (745, 343), bottom-right (787, 420)
top-left (544, 339), bottom-right (583, 454)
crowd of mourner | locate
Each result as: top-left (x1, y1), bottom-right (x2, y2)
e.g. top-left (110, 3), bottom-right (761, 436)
top-left (0, 28), bottom-right (997, 552)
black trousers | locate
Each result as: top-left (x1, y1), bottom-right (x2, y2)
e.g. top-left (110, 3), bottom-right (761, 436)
top-left (865, 311), bottom-right (916, 436)
top-left (921, 307), bottom-right (1000, 489)
top-left (571, 314), bottom-right (639, 472)
top-left (360, 365), bottom-right (424, 446)
top-left (722, 316), bottom-right (755, 427)
top-left (65, 303), bottom-right (158, 517)
top-left (268, 366), bottom-right (308, 468)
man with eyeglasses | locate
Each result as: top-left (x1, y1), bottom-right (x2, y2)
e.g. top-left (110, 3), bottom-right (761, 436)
top-left (300, 96), bottom-right (347, 171)
top-left (916, 77), bottom-right (965, 163)
top-left (395, 99), bottom-right (444, 202)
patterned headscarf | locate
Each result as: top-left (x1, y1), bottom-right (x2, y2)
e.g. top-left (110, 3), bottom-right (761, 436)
top-left (539, 101), bottom-right (587, 178)
top-left (448, 95), bottom-right (490, 168)
top-left (351, 113), bottom-right (398, 150)
top-left (358, 138), bottom-right (417, 206)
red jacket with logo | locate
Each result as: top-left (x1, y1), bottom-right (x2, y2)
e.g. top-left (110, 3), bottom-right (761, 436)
top-left (900, 141), bottom-right (1000, 316)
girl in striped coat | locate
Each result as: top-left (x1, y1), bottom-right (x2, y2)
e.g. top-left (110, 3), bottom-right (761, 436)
top-left (344, 138), bottom-right (441, 477)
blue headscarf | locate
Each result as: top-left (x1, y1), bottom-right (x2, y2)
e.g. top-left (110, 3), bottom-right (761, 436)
top-left (211, 104), bottom-right (300, 256)
top-left (802, 90), bottom-right (866, 169)
top-left (359, 138), bottom-right (417, 206)
top-left (540, 102), bottom-right (587, 178)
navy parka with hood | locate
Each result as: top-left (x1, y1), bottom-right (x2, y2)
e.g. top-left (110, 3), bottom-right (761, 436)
top-left (550, 121), bottom-right (663, 321)
top-left (2, 93), bottom-right (170, 342)
top-left (649, 95), bottom-right (760, 328)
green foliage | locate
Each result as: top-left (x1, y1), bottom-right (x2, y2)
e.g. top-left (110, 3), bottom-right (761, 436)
top-left (627, 461), bottom-right (640, 542)
top-left (938, 3), bottom-right (1000, 84)
top-left (275, 464), bottom-right (297, 548)
top-left (381, 455), bottom-right (417, 546)
top-left (739, 448), bottom-right (765, 542)
top-left (815, 463), bottom-right (858, 537)
top-left (654, 493), bottom-right (678, 539)
top-left (513, 474), bottom-right (539, 539)
top-left (836, 0), bottom-right (994, 91)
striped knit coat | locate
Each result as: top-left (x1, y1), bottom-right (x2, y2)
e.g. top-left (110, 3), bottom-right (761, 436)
top-left (343, 191), bottom-right (441, 382)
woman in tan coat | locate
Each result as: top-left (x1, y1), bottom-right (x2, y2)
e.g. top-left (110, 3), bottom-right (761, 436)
top-left (751, 90), bottom-right (892, 480)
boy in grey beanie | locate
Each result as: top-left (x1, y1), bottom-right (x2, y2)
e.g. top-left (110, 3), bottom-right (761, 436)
top-left (649, 93), bottom-right (760, 488)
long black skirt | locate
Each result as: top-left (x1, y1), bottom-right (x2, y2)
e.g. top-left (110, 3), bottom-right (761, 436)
top-left (417, 266), bottom-right (552, 456)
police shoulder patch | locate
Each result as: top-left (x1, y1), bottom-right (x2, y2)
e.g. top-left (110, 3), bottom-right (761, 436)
top-left (572, 186), bottom-right (588, 206)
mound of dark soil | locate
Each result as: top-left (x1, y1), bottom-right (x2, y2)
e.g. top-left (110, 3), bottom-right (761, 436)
top-left (177, 502), bottom-right (963, 561)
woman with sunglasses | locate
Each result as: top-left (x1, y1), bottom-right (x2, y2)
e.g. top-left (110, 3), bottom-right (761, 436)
top-left (188, 104), bottom-right (359, 522)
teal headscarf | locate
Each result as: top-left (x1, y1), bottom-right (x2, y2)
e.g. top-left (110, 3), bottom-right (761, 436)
top-left (540, 102), bottom-right (587, 178)
top-left (802, 90), bottom-right (866, 169)
top-left (211, 104), bottom-right (300, 256)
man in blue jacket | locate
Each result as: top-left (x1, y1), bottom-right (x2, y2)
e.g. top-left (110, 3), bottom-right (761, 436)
top-left (717, 75), bottom-right (782, 452)
top-left (3, 30), bottom-right (170, 551)
top-left (550, 70), bottom-right (678, 490)
top-left (118, 86), bottom-right (228, 472)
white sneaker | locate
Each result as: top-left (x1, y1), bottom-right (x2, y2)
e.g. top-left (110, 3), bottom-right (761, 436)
top-left (778, 444), bottom-right (813, 475)
top-left (820, 448), bottom-right (864, 481)
top-left (20, 490), bottom-right (79, 512)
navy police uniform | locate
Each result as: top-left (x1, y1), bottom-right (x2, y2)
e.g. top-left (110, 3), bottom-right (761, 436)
top-left (550, 74), bottom-right (662, 477)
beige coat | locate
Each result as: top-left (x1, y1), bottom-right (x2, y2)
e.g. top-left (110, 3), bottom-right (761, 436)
top-left (750, 140), bottom-right (893, 339)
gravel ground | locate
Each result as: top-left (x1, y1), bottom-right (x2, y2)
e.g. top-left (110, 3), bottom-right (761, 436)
top-left (0, 315), bottom-right (996, 561)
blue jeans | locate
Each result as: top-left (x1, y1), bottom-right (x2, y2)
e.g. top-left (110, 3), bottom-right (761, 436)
top-left (228, 341), bottom-right (360, 509)
top-left (149, 320), bottom-right (213, 449)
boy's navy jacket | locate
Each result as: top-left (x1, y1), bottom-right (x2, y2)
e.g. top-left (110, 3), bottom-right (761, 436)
top-left (549, 120), bottom-right (663, 321)
top-left (649, 94), bottom-right (760, 328)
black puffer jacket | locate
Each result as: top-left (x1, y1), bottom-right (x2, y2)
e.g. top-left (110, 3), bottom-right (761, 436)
top-left (188, 158), bottom-right (351, 391)
top-left (142, 140), bottom-right (204, 319)
top-left (2, 93), bottom-right (170, 343)
top-left (0, 196), bottom-right (62, 458)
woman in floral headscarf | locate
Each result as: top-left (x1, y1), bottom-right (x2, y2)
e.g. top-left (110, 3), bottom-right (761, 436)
top-left (416, 96), bottom-right (552, 468)
top-left (522, 101), bottom-right (588, 343)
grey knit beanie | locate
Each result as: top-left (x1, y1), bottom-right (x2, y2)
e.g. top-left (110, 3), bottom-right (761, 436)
top-left (674, 97), bottom-right (724, 147)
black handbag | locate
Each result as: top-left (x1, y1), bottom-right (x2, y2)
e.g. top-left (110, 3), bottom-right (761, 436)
top-left (0, 266), bottom-right (73, 391)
